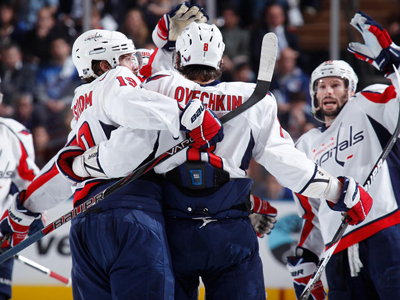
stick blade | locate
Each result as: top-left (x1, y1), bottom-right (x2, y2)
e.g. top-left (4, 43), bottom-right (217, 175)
top-left (258, 33), bottom-right (278, 83)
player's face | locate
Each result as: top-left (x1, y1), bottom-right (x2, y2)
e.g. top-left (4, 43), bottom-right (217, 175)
top-left (315, 77), bottom-right (348, 123)
top-left (119, 53), bottom-right (141, 73)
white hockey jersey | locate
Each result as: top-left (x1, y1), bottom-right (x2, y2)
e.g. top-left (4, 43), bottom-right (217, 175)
top-left (0, 118), bottom-right (39, 214)
top-left (142, 69), bottom-right (321, 194)
top-left (23, 66), bottom-right (182, 211)
top-left (294, 72), bottom-right (400, 256)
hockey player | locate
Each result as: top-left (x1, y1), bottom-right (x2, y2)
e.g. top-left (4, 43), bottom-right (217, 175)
top-left (286, 11), bottom-right (400, 300)
top-left (0, 84), bottom-right (43, 300)
top-left (0, 22), bottom-right (223, 300)
top-left (70, 18), bottom-right (373, 298)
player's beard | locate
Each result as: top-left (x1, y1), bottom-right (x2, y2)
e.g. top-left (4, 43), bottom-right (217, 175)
top-left (320, 92), bottom-right (348, 118)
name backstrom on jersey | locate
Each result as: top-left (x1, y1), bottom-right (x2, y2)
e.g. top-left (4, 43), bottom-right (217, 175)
top-left (174, 87), bottom-right (243, 111)
top-left (72, 91), bottom-right (93, 121)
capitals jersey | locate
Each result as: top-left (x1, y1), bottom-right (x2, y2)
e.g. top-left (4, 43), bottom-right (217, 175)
top-left (23, 66), bottom-right (182, 212)
top-left (0, 118), bottom-right (38, 214)
top-left (294, 71), bottom-right (400, 256)
top-left (142, 69), bottom-right (320, 194)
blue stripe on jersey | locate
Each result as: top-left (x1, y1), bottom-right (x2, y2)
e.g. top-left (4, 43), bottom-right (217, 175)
top-left (367, 115), bottom-right (400, 206)
top-left (145, 74), bottom-right (170, 83)
top-left (99, 121), bottom-right (118, 140)
top-left (240, 131), bottom-right (255, 171)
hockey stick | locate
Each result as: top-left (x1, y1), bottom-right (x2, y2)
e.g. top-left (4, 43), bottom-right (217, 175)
top-left (300, 65), bottom-right (400, 300)
top-left (0, 33), bottom-right (278, 264)
top-left (15, 254), bottom-right (71, 286)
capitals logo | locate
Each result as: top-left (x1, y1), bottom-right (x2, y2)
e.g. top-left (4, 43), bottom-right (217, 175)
top-left (183, 55), bottom-right (191, 63)
top-left (313, 124), bottom-right (364, 167)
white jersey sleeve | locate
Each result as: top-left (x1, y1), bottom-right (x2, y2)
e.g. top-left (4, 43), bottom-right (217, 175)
top-left (0, 118), bottom-right (39, 213)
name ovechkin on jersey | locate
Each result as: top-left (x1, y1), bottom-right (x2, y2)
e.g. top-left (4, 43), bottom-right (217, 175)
top-left (174, 86), bottom-right (243, 111)
top-left (313, 125), bottom-right (364, 167)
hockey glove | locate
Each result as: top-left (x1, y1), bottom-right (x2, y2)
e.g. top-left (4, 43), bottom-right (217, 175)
top-left (348, 11), bottom-right (400, 74)
top-left (0, 192), bottom-right (42, 248)
top-left (180, 99), bottom-right (224, 149)
top-left (326, 176), bottom-right (372, 225)
top-left (153, 2), bottom-right (208, 51)
top-left (249, 195), bottom-right (278, 238)
top-left (287, 247), bottom-right (326, 300)
top-left (55, 145), bottom-right (87, 183)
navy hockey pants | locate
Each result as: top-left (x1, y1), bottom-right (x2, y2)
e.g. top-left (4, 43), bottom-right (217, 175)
top-left (326, 223), bottom-right (400, 299)
top-left (70, 208), bottom-right (174, 300)
top-left (0, 258), bottom-right (13, 299)
top-left (165, 216), bottom-right (266, 300)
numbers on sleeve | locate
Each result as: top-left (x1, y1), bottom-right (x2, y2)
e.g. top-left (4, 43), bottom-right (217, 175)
top-left (116, 76), bottom-right (138, 87)
top-left (77, 121), bottom-right (95, 150)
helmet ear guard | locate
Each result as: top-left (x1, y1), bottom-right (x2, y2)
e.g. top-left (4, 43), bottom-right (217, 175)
top-left (72, 29), bottom-right (137, 80)
top-left (310, 60), bottom-right (358, 123)
top-left (175, 22), bottom-right (225, 70)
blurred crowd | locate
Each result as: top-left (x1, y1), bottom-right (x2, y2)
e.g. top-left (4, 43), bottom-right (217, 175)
top-left (0, 0), bottom-right (398, 201)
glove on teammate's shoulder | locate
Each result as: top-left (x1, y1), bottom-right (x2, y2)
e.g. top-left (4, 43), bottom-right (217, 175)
top-left (180, 99), bottom-right (224, 149)
top-left (348, 11), bottom-right (400, 74)
top-left (153, 2), bottom-right (208, 51)
top-left (326, 176), bottom-right (372, 225)
top-left (0, 192), bottom-right (42, 248)
top-left (287, 247), bottom-right (326, 300)
top-left (249, 195), bottom-right (278, 238)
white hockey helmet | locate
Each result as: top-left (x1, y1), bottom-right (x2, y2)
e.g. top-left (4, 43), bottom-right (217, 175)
top-left (176, 22), bottom-right (225, 69)
top-left (137, 48), bottom-right (154, 67)
top-left (310, 60), bottom-right (358, 122)
top-left (72, 29), bottom-right (137, 79)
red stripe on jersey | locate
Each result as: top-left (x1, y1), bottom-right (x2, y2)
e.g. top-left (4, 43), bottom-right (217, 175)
top-left (296, 193), bottom-right (315, 221)
top-left (334, 209), bottom-right (400, 254)
top-left (17, 141), bottom-right (36, 181)
top-left (25, 164), bottom-right (59, 200)
top-left (208, 152), bottom-right (223, 169)
top-left (361, 85), bottom-right (396, 104)
top-left (73, 180), bottom-right (104, 207)
top-left (140, 48), bottom-right (158, 79)
top-left (298, 219), bottom-right (315, 248)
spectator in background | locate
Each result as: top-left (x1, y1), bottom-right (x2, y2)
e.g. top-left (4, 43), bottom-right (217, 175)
top-left (278, 91), bottom-right (317, 141)
top-left (219, 6), bottom-right (250, 65)
top-left (12, 93), bottom-right (46, 131)
top-left (32, 125), bottom-right (52, 169)
top-left (250, 2), bottom-right (300, 74)
top-left (21, 6), bottom-right (73, 64)
top-left (233, 61), bottom-right (255, 83)
top-left (0, 2), bottom-right (24, 48)
top-left (34, 36), bottom-right (80, 148)
top-left (14, 0), bottom-right (58, 34)
top-left (120, 7), bottom-right (152, 49)
top-left (0, 43), bottom-right (37, 117)
top-left (270, 47), bottom-right (310, 113)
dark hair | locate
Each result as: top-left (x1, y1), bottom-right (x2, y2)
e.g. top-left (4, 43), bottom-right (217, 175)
top-left (81, 60), bottom-right (111, 83)
top-left (175, 52), bottom-right (223, 82)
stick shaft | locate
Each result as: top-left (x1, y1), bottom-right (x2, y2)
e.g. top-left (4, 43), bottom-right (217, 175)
top-left (0, 33), bottom-right (278, 264)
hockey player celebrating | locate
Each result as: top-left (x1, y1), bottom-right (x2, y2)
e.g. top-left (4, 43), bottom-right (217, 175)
top-left (0, 84), bottom-right (44, 300)
top-left (0, 14), bottom-right (223, 300)
top-left (286, 11), bottom-right (400, 300)
top-left (51, 13), bottom-right (373, 299)
top-left (69, 16), bottom-right (373, 298)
